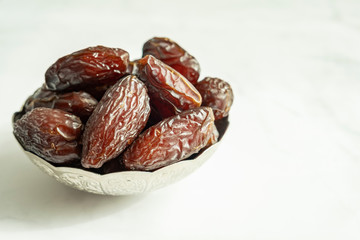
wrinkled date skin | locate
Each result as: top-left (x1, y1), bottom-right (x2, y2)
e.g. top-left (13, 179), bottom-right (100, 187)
top-left (122, 107), bottom-right (217, 171)
top-left (81, 75), bottom-right (151, 168)
top-left (195, 77), bottom-right (234, 120)
top-left (24, 87), bottom-right (98, 120)
top-left (135, 55), bottom-right (202, 119)
top-left (13, 108), bottom-right (82, 164)
top-left (45, 46), bottom-right (129, 91)
top-left (143, 37), bottom-right (201, 85)
top-left (206, 124), bottom-right (219, 147)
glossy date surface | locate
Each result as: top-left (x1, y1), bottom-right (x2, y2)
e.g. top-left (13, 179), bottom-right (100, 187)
top-left (122, 107), bottom-right (216, 171)
top-left (136, 55), bottom-right (202, 119)
top-left (81, 75), bottom-right (151, 168)
top-left (13, 108), bottom-right (82, 164)
top-left (143, 37), bottom-right (200, 84)
top-left (24, 87), bottom-right (98, 120)
top-left (14, 39), bottom-right (233, 174)
top-left (45, 46), bottom-right (129, 91)
top-left (195, 77), bottom-right (233, 120)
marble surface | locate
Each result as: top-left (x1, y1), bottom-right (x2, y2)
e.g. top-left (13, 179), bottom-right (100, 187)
top-left (1, 0), bottom-right (360, 239)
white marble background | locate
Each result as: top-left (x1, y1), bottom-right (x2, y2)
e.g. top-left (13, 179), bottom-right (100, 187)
top-left (0, 0), bottom-right (360, 239)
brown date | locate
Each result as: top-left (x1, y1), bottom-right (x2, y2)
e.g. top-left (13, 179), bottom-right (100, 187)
top-left (206, 124), bottom-right (219, 147)
top-left (45, 46), bottom-right (129, 91)
top-left (195, 77), bottom-right (233, 120)
top-left (13, 108), bottom-right (82, 164)
top-left (122, 107), bottom-right (216, 171)
top-left (82, 83), bottom-right (113, 101)
top-left (81, 75), bottom-right (151, 168)
top-left (135, 55), bottom-right (202, 119)
top-left (24, 87), bottom-right (98, 121)
top-left (143, 37), bottom-right (200, 84)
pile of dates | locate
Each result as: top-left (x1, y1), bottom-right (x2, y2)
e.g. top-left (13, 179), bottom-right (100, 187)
top-left (13, 37), bottom-right (234, 173)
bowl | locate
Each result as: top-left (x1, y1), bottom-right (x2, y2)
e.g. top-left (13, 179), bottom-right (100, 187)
top-left (13, 114), bottom-right (229, 196)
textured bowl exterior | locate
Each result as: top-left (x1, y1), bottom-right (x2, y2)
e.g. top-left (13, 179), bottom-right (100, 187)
top-left (23, 143), bottom-right (219, 195)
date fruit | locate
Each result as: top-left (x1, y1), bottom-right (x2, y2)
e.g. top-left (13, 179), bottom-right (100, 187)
top-left (123, 107), bottom-right (216, 171)
top-left (45, 46), bottom-right (129, 91)
top-left (82, 83), bottom-right (113, 101)
top-left (14, 39), bottom-right (232, 175)
top-left (136, 55), bottom-right (202, 119)
top-left (143, 37), bottom-right (200, 84)
top-left (206, 124), bottom-right (219, 147)
top-left (195, 77), bottom-right (234, 120)
top-left (81, 75), bottom-right (151, 168)
top-left (24, 87), bottom-right (98, 120)
top-left (13, 107), bottom-right (82, 164)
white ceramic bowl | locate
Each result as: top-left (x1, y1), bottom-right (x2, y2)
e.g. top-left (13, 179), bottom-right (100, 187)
top-left (14, 113), bottom-right (229, 196)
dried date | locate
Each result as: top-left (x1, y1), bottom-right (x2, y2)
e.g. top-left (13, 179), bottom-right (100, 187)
top-left (13, 108), bottom-right (82, 164)
top-left (45, 46), bottom-right (129, 91)
top-left (81, 75), bottom-right (151, 168)
top-left (24, 87), bottom-right (98, 120)
top-left (82, 83), bottom-right (113, 101)
top-left (143, 37), bottom-right (200, 84)
top-left (122, 107), bottom-right (216, 171)
top-left (195, 77), bottom-right (233, 120)
top-left (206, 124), bottom-right (219, 147)
top-left (136, 55), bottom-right (202, 119)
